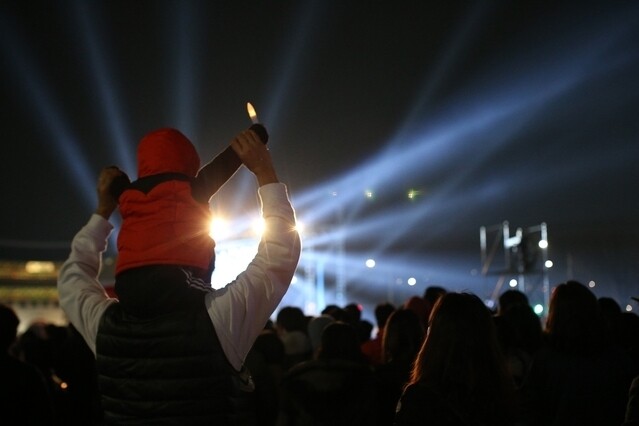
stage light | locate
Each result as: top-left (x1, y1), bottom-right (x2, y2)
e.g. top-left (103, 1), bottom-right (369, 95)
top-left (407, 277), bottom-right (417, 286)
top-left (365, 190), bottom-right (374, 199)
top-left (209, 217), bottom-right (229, 240)
top-left (544, 260), bottom-right (554, 268)
top-left (626, 305), bottom-right (633, 312)
top-left (294, 221), bottom-right (305, 236)
top-left (588, 281), bottom-right (596, 288)
top-left (538, 240), bottom-right (549, 249)
top-left (365, 258), bottom-right (376, 268)
top-left (407, 189), bottom-right (420, 200)
top-left (509, 279), bottom-right (518, 288)
top-left (252, 218), bottom-right (265, 237)
top-left (534, 304), bottom-right (544, 315)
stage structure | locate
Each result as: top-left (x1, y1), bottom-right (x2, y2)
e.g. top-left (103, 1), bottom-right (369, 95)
top-left (480, 221), bottom-right (550, 313)
top-left (296, 222), bottom-right (347, 315)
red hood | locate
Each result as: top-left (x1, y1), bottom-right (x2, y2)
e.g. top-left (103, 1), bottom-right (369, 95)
top-left (137, 128), bottom-right (200, 178)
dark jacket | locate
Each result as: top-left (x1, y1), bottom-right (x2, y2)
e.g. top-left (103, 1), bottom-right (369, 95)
top-left (280, 358), bottom-right (379, 426)
top-left (521, 345), bottom-right (636, 426)
top-left (96, 302), bottom-right (254, 425)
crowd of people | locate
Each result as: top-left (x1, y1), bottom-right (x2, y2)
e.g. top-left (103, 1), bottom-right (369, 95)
top-left (2, 124), bottom-right (638, 424)
top-left (2, 282), bottom-right (639, 425)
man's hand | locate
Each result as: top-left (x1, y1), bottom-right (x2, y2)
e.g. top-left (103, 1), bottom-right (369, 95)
top-left (231, 129), bottom-right (279, 187)
top-left (95, 166), bottom-right (126, 219)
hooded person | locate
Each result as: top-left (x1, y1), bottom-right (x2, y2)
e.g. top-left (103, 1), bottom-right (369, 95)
top-left (113, 126), bottom-right (267, 317)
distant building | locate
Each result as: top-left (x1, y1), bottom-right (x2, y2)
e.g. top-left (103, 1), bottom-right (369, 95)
top-left (0, 258), bottom-right (116, 333)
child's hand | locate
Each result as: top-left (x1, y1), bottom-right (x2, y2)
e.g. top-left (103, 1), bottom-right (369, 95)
top-left (95, 166), bottom-right (128, 219)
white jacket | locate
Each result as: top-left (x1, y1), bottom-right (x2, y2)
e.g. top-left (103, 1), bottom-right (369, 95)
top-left (58, 182), bottom-right (301, 371)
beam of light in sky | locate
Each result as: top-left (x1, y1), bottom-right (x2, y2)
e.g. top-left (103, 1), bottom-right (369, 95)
top-left (387, 1), bottom-right (489, 148)
top-left (262, 0), bottom-right (325, 128)
top-left (227, 0), bottom-right (327, 212)
top-left (0, 14), bottom-right (95, 207)
top-left (170, 1), bottom-right (198, 136)
top-left (72, 2), bottom-right (136, 175)
top-left (293, 85), bottom-right (549, 225)
top-left (293, 8), bottom-right (639, 263)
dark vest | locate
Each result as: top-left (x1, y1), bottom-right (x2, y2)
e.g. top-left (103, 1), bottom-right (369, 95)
top-left (96, 302), bottom-right (255, 425)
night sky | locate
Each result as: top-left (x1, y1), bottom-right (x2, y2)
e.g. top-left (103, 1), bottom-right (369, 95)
top-left (1, 1), bottom-right (638, 311)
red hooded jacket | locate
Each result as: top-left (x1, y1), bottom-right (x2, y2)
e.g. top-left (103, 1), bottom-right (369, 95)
top-left (116, 128), bottom-right (214, 276)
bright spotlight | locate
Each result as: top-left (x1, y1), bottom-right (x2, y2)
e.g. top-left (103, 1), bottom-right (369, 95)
top-left (252, 218), bottom-right (265, 237)
top-left (407, 277), bottom-right (417, 286)
top-left (544, 260), bottom-right (554, 268)
top-left (538, 239), bottom-right (549, 249)
top-left (588, 280), bottom-right (596, 288)
top-left (209, 217), bottom-right (228, 240)
top-left (626, 305), bottom-right (633, 312)
top-left (534, 304), bottom-right (544, 315)
top-left (509, 279), bottom-right (518, 288)
top-left (365, 190), bottom-right (374, 199)
top-left (295, 221), bottom-right (305, 235)
top-left (365, 258), bottom-right (376, 268)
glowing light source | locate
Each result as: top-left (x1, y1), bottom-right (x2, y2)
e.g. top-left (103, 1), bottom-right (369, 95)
top-left (626, 305), bottom-right (633, 312)
top-left (544, 260), bottom-right (554, 268)
top-left (534, 304), bottom-right (544, 315)
top-left (509, 279), bottom-right (518, 288)
top-left (588, 280), bottom-right (596, 288)
top-left (247, 102), bottom-right (258, 124)
top-left (209, 217), bottom-right (228, 240)
top-left (407, 277), bottom-right (417, 286)
top-left (407, 189), bottom-right (420, 200)
top-left (538, 239), bottom-right (549, 249)
top-left (252, 218), bottom-right (265, 237)
top-left (25, 261), bottom-right (55, 274)
top-left (365, 258), bottom-right (376, 268)
top-left (365, 190), bottom-right (374, 199)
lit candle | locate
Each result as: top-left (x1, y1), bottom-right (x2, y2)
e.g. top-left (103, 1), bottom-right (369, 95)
top-left (247, 102), bottom-right (259, 124)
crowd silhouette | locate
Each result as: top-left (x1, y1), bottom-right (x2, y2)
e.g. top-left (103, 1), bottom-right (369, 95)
top-left (2, 280), bottom-right (639, 425)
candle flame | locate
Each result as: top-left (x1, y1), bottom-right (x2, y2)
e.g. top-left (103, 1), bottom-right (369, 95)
top-left (247, 102), bottom-right (258, 123)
